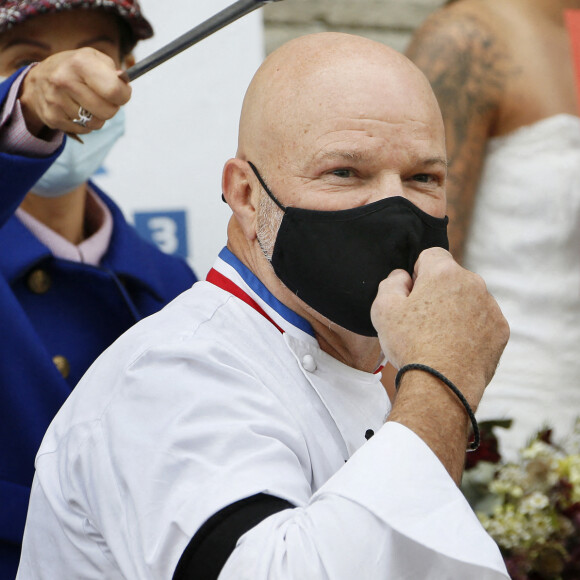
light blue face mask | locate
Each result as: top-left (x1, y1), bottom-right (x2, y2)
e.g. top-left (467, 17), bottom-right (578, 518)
top-left (31, 108), bottom-right (126, 198)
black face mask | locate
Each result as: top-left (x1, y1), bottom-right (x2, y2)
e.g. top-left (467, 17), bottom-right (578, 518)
top-left (249, 162), bottom-right (449, 337)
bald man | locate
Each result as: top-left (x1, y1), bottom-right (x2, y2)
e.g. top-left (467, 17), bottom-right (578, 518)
top-left (17, 33), bottom-right (510, 579)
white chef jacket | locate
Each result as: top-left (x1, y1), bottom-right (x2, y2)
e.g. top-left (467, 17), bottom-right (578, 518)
top-left (17, 248), bottom-right (509, 579)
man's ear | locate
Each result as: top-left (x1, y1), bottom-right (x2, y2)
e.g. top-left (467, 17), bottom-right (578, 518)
top-left (222, 158), bottom-right (259, 241)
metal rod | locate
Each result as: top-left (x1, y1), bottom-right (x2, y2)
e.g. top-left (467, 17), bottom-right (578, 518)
top-left (126, 0), bottom-right (283, 82)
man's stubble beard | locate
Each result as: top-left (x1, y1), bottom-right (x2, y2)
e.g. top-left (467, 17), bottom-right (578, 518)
top-left (256, 190), bottom-right (284, 262)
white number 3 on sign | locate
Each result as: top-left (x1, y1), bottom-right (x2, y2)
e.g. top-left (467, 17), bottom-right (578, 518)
top-left (148, 216), bottom-right (179, 255)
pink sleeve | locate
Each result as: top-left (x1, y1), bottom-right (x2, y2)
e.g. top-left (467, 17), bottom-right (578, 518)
top-left (0, 65), bottom-right (64, 157)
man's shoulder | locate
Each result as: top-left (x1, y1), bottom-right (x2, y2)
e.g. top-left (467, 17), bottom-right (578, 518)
top-left (36, 280), bottom-right (297, 455)
top-left (74, 279), bottom-right (288, 391)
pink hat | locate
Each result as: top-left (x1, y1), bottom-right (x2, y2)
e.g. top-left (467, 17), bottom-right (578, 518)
top-left (0, 0), bottom-right (153, 40)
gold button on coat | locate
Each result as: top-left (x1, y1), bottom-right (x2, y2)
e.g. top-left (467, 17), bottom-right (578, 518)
top-left (52, 356), bottom-right (70, 379)
top-left (27, 269), bottom-right (51, 294)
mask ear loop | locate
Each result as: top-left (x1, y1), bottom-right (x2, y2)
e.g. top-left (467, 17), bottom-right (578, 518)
top-left (221, 161), bottom-right (288, 211)
top-left (247, 161), bottom-right (287, 212)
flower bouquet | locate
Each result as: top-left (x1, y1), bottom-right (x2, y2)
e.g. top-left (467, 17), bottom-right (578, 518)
top-left (462, 420), bottom-right (580, 580)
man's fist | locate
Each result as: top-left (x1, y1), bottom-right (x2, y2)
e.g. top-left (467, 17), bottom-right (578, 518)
top-left (371, 247), bottom-right (509, 409)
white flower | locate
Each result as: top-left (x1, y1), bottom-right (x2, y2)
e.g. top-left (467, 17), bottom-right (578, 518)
top-left (519, 491), bottom-right (550, 515)
top-left (522, 440), bottom-right (558, 461)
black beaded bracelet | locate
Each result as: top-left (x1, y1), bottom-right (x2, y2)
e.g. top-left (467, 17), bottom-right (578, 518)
top-left (394, 363), bottom-right (480, 452)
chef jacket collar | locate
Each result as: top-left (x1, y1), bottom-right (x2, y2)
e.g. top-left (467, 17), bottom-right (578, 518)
top-left (214, 247), bottom-right (386, 371)
top-left (214, 247), bottom-right (316, 341)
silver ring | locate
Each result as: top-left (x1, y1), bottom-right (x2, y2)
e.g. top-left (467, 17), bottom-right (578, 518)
top-left (72, 106), bottom-right (93, 128)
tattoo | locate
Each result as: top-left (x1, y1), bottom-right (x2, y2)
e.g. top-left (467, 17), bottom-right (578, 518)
top-left (407, 10), bottom-right (521, 261)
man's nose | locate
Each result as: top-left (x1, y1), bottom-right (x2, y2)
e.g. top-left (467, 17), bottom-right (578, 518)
top-left (371, 174), bottom-right (405, 203)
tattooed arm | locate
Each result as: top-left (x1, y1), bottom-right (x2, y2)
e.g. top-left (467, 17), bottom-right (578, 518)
top-left (406, 6), bottom-right (513, 263)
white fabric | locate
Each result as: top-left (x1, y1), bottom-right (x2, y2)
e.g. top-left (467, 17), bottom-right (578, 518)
top-left (17, 250), bottom-right (509, 579)
top-left (466, 114), bottom-right (580, 458)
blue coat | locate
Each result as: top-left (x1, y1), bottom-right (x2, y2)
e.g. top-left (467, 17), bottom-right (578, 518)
top-left (0, 72), bottom-right (198, 578)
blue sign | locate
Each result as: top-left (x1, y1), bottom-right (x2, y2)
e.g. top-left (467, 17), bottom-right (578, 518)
top-left (133, 210), bottom-right (189, 259)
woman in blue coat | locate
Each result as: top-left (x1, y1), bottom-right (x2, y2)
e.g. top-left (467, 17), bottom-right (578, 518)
top-left (0, 1), bottom-right (198, 575)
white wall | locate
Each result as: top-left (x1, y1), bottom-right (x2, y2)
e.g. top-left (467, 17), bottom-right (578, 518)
top-left (94, 0), bottom-right (265, 277)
